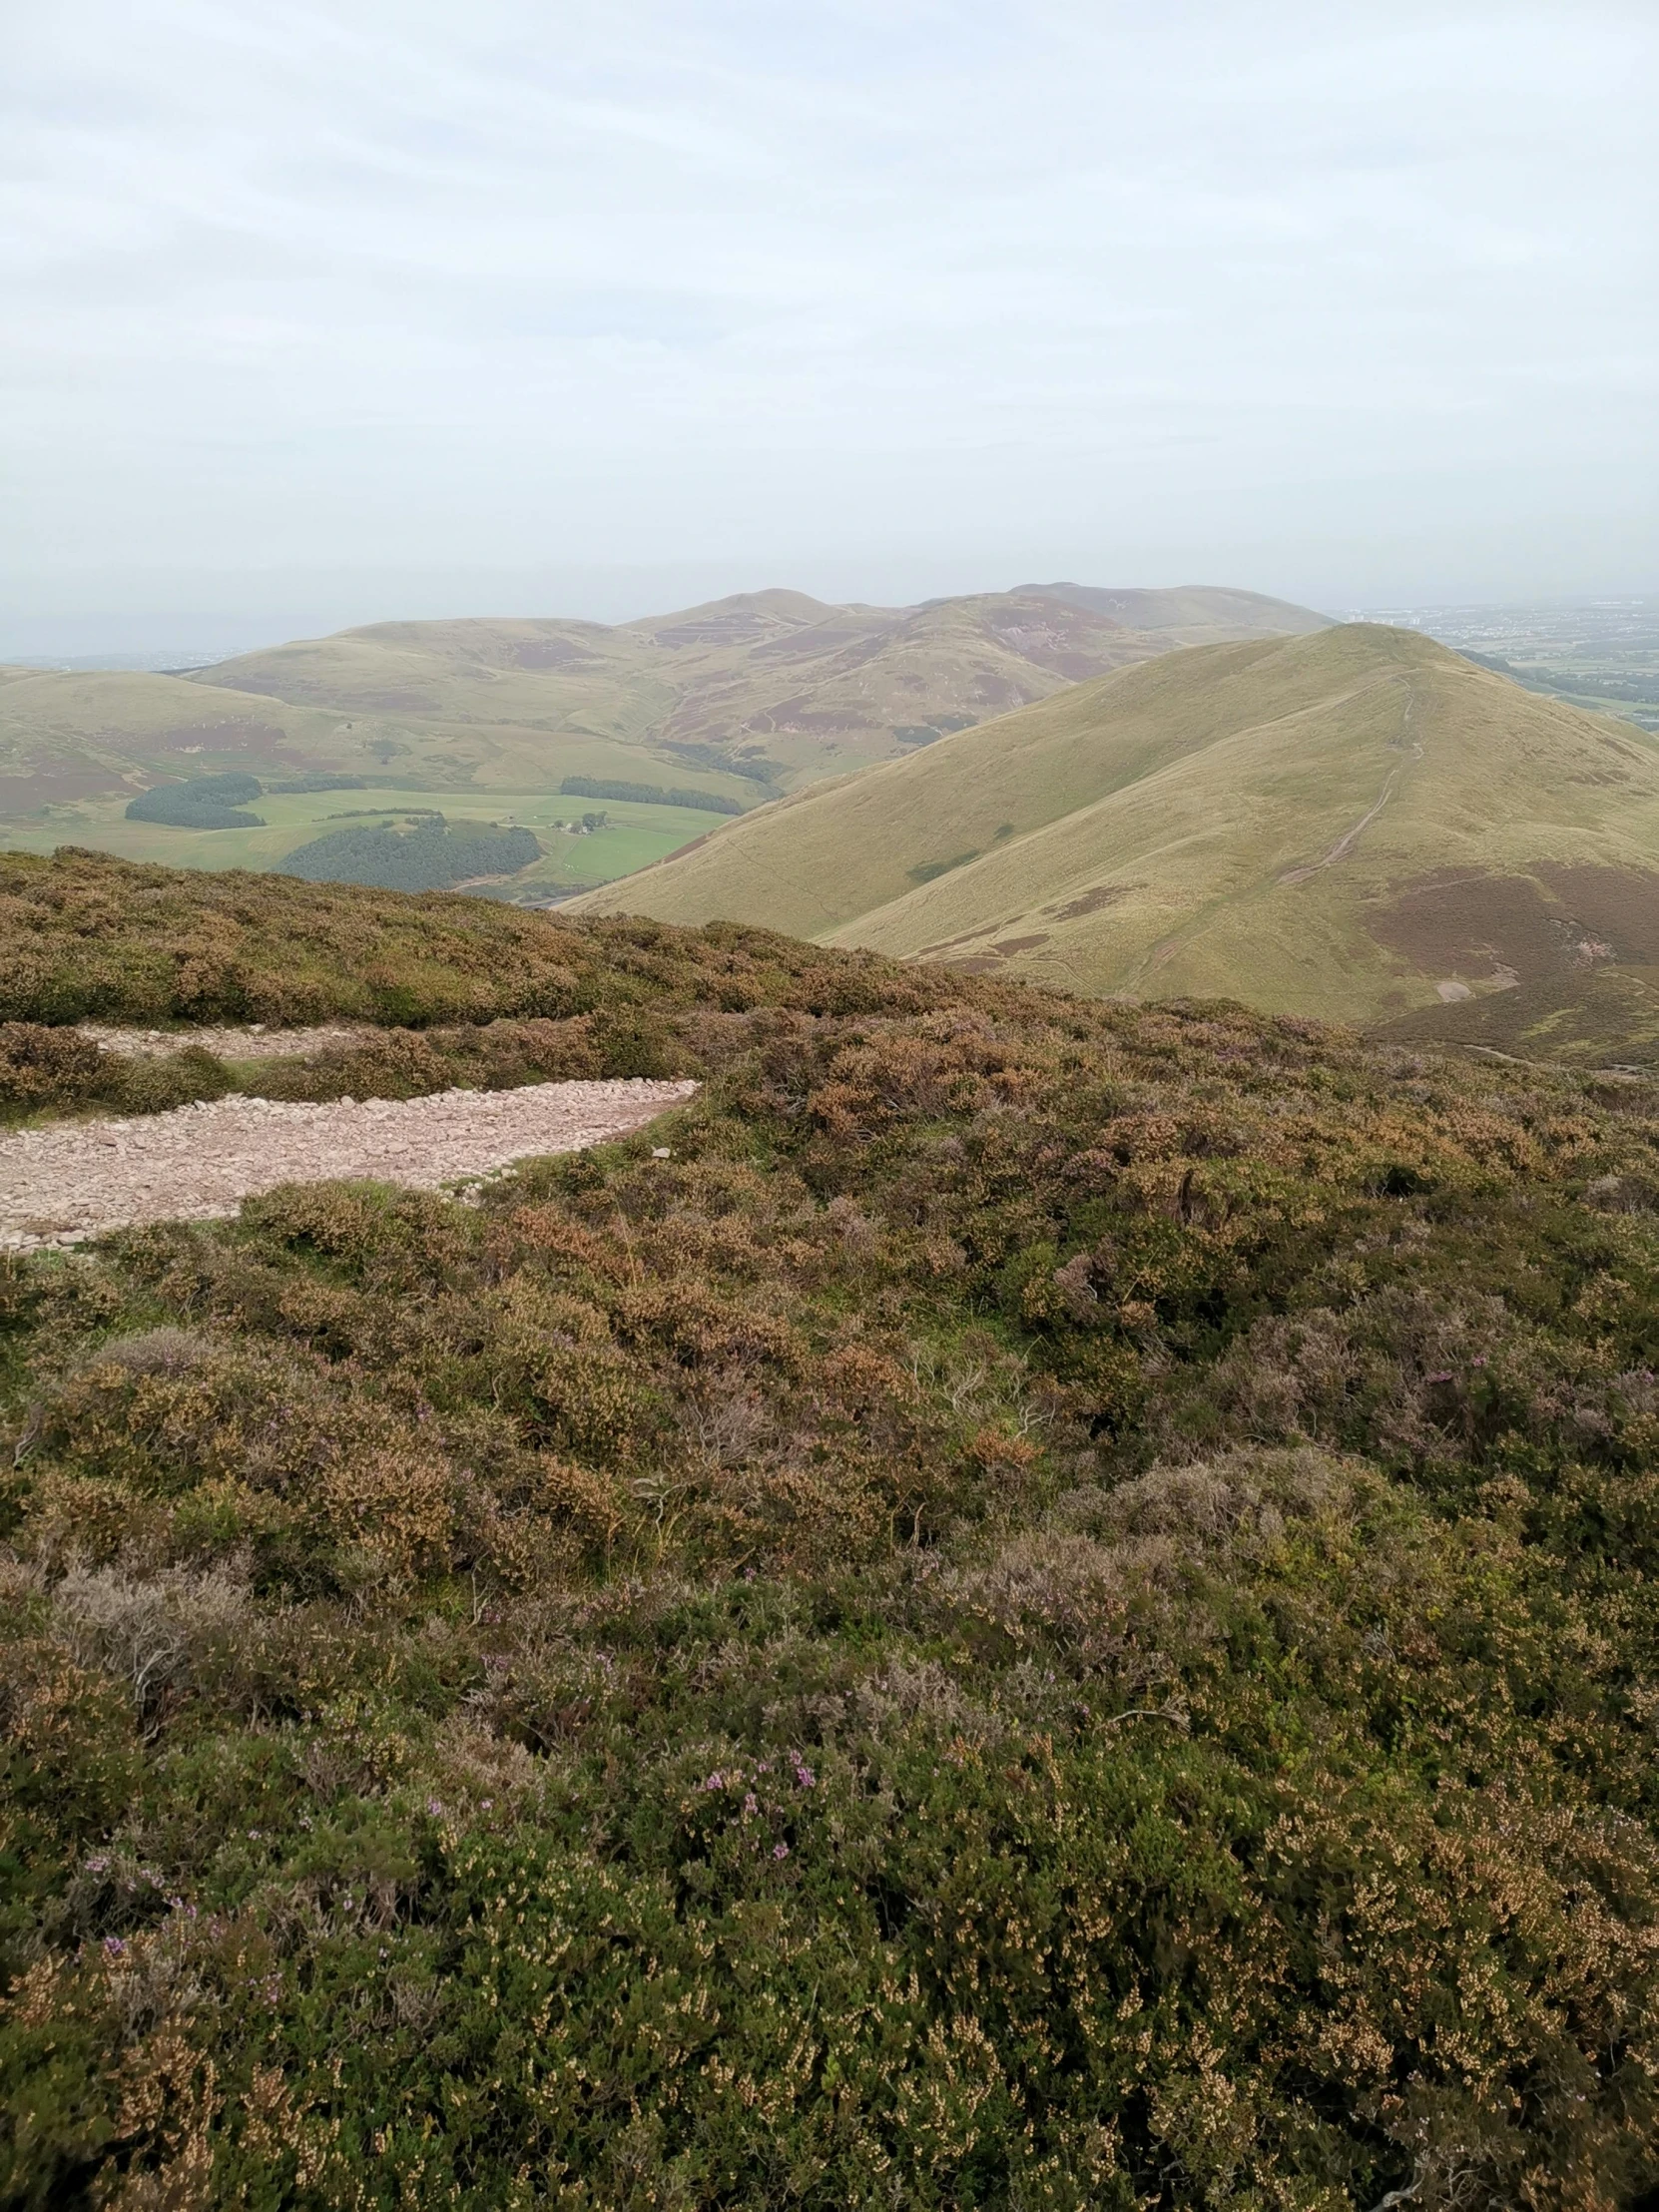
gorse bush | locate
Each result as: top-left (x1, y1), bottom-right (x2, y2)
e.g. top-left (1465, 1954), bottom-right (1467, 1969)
top-left (5, 856), bottom-right (1659, 2205)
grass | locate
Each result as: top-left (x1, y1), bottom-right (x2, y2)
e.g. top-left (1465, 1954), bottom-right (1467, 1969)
top-left (0, 788), bottom-right (738, 898)
top-left (192, 588), bottom-right (1310, 793)
top-left (5, 857), bottom-right (1659, 2203)
top-left (0, 589), bottom-right (1329, 878)
top-left (575, 624), bottom-right (1659, 1040)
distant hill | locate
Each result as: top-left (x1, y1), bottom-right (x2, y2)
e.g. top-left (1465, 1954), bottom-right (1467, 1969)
top-left (188, 583), bottom-right (1331, 791)
top-left (0, 583), bottom-right (1328, 898)
top-left (1026, 582), bottom-right (1331, 642)
top-left (571, 623), bottom-right (1659, 1038)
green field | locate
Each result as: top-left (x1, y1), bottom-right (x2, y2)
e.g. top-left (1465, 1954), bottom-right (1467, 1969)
top-left (0, 588), bottom-right (1329, 870)
top-left (0, 782), bottom-right (736, 897)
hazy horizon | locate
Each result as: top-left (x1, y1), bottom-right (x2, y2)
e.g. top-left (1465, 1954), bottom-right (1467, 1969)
top-left (12, 576), bottom-right (1659, 677)
top-left (7, 1), bottom-right (1657, 660)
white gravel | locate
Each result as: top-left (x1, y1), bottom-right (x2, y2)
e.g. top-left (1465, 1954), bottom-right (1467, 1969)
top-left (76, 1022), bottom-right (373, 1060)
top-left (0, 1079), bottom-right (698, 1250)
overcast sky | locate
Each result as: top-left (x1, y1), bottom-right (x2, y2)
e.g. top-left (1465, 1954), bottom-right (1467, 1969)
top-left (5, 0), bottom-right (1658, 654)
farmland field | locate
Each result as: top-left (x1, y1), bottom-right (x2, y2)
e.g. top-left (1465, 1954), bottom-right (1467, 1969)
top-left (0, 784), bottom-right (736, 899)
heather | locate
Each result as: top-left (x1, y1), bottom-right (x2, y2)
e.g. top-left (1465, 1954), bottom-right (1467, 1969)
top-left (4, 865), bottom-right (1659, 2204)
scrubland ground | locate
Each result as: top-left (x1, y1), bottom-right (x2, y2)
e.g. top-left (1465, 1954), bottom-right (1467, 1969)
top-left (3, 852), bottom-right (1659, 2207)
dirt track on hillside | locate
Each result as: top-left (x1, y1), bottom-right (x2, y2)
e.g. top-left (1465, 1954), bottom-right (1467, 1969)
top-left (78, 1022), bottom-right (373, 1059)
top-left (0, 1079), bottom-right (697, 1250)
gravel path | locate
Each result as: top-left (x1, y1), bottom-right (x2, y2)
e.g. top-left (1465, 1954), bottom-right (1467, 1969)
top-left (0, 1079), bottom-right (698, 1250)
top-left (77, 1022), bottom-right (372, 1060)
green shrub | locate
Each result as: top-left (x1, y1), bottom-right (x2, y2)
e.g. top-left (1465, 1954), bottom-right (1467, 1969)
top-left (6, 864), bottom-right (1659, 2201)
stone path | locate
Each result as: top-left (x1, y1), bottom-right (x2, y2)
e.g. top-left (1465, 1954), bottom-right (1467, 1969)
top-left (0, 1079), bottom-right (697, 1250)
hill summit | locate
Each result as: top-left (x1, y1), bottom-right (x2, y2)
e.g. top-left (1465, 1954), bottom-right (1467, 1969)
top-left (572, 622), bottom-right (1659, 1037)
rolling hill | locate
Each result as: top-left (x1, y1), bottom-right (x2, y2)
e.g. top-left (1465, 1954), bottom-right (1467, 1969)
top-left (191, 582), bottom-right (1328, 788)
top-left (0, 582), bottom-right (1326, 900)
top-left (572, 622), bottom-right (1659, 1038)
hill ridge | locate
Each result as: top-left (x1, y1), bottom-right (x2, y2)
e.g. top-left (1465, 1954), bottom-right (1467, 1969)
top-left (0, 583), bottom-right (1331, 899)
top-left (573, 624), bottom-right (1659, 1038)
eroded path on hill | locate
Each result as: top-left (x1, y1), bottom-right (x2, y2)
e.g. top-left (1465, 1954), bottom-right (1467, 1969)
top-left (1276, 679), bottom-right (1422, 888)
top-left (0, 1078), bottom-right (698, 1251)
top-left (77, 1021), bottom-right (374, 1060)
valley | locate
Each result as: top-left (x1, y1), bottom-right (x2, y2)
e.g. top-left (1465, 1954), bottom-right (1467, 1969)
top-left (0, 583), bottom-right (1325, 899)
top-left (1364, 594), bottom-right (1659, 733)
top-left (577, 622), bottom-right (1659, 1049)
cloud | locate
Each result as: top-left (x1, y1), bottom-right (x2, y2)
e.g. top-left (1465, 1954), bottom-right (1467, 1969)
top-left (3, 0), bottom-right (1656, 635)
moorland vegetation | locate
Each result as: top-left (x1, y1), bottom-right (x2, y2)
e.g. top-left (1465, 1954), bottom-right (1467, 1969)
top-left (2, 852), bottom-right (1659, 2205)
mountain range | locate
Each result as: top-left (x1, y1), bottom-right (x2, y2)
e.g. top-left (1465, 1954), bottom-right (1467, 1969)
top-left (0, 582), bottom-right (1326, 832)
top-left (573, 622), bottom-right (1659, 1055)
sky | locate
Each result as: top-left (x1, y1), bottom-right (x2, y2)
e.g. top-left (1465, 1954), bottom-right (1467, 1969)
top-left (5, 0), bottom-right (1658, 657)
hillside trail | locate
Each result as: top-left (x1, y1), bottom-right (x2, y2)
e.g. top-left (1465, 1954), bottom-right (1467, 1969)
top-left (0, 1078), bottom-right (697, 1251)
top-left (1276, 678), bottom-right (1421, 888)
top-left (1132, 678), bottom-right (1423, 985)
top-left (77, 1021), bottom-right (373, 1059)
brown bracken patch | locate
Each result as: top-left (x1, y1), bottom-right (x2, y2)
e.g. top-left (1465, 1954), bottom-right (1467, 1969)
top-left (1367, 866), bottom-right (1659, 982)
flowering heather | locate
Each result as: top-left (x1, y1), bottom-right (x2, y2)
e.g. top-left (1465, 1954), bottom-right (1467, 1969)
top-left (3, 860), bottom-right (1659, 2204)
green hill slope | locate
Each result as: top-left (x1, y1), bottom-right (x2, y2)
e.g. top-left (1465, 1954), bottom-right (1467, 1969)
top-left (1027, 580), bottom-right (1332, 642)
top-left (573, 623), bottom-right (1659, 1033)
top-left (7, 855), bottom-right (1659, 2202)
top-left (0, 585), bottom-right (1327, 898)
top-left (193, 583), bottom-right (1328, 791)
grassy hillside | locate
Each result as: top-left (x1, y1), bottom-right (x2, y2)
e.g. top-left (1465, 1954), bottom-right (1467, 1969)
top-left (0, 665), bottom-right (364, 813)
top-left (576, 624), bottom-right (1659, 1037)
top-left (5, 860), bottom-right (1659, 2203)
top-left (0, 587), bottom-right (1330, 903)
top-left (1028, 581), bottom-right (1331, 643)
top-left (195, 585), bottom-right (1329, 792)
top-left (0, 781), bottom-right (740, 904)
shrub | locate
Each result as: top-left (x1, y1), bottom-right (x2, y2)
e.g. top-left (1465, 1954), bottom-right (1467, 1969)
top-left (4, 866), bottom-right (1659, 2201)
top-left (0, 1024), bottom-right (232, 1121)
